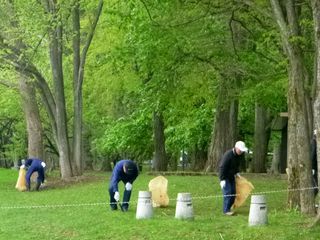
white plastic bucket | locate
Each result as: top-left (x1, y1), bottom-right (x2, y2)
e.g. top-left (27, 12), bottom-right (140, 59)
top-left (136, 191), bottom-right (153, 219)
top-left (248, 195), bottom-right (268, 226)
top-left (175, 193), bottom-right (194, 220)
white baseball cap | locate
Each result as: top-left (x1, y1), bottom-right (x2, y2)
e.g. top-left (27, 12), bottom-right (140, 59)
top-left (235, 141), bottom-right (248, 153)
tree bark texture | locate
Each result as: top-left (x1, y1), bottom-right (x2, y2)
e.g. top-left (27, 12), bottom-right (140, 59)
top-left (311, 0), bottom-right (320, 223)
top-left (153, 111), bottom-right (168, 171)
top-left (206, 89), bottom-right (238, 172)
top-left (19, 77), bottom-right (44, 159)
top-left (252, 103), bottom-right (271, 173)
top-left (45, 0), bottom-right (73, 179)
top-left (270, 0), bottom-right (314, 214)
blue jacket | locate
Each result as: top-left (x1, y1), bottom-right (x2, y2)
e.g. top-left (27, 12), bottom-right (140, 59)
top-left (110, 160), bottom-right (138, 192)
top-left (25, 158), bottom-right (45, 185)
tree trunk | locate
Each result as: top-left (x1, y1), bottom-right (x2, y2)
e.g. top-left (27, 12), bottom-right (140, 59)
top-left (191, 144), bottom-right (207, 171)
top-left (44, 0), bottom-right (73, 179)
top-left (19, 76), bottom-right (44, 159)
top-left (72, 0), bottom-right (103, 175)
top-left (153, 111), bottom-right (167, 171)
top-left (270, 0), bottom-right (314, 214)
top-left (206, 88), bottom-right (237, 172)
top-left (270, 144), bottom-right (280, 174)
top-left (72, 0), bottom-right (81, 175)
top-left (252, 103), bottom-right (271, 173)
top-left (311, 0), bottom-right (320, 224)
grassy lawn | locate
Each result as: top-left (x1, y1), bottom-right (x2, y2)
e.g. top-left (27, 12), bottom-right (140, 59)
top-left (1, 168), bottom-right (320, 240)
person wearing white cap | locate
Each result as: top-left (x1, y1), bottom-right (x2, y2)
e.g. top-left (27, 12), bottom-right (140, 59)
top-left (218, 141), bottom-right (248, 216)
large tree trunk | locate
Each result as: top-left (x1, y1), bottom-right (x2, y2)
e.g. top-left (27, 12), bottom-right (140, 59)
top-left (206, 88), bottom-right (237, 172)
top-left (252, 103), bottom-right (271, 173)
top-left (44, 0), bottom-right (73, 179)
top-left (153, 111), bottom-right (167, 171)
top-left (19, 77), bottom-right (44, 159)
top-left (311, 0), bottom-right (320, 225)
top-left (270, 0), bottom-right (314, 214)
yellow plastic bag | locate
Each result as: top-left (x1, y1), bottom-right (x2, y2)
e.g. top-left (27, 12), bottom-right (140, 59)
top-left (15, 168), bottom-right (27, 191)
top-left (232, 176), bottom-right (254, 209)
top-left (148, 176), bottom-right (169, 207)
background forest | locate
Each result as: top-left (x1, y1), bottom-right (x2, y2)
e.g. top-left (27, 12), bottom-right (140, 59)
top-left (0, 0), bottom-right (320, 216)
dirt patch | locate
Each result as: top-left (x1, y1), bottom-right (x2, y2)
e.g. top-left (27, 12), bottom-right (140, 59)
top-left (43, 173), bottom-right (105, 190)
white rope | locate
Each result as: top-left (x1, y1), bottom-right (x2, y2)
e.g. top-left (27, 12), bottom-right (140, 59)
top-left (1, 186), bottom-right (318, 210)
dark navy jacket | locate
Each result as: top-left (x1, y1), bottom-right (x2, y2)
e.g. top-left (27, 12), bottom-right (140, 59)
top-left (25, 158), bottom-right (45, 185)
top-left (110, 160), bottom-right (138, 192)
top-left (219, 149), bottom-right (241, 181)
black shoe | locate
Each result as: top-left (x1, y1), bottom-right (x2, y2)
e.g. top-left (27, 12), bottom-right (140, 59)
top-left (121, 207), bottom-right (128, 212)
top-left (110, 203), bottom-right (117, 211)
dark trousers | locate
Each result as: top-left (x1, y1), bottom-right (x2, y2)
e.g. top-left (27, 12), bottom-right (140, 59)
top-left (26, 168), bottom-right (45, 191)
top-left (222, 178), bottom-right (236, 213)
top-left (109, 186), bottom-right (132, 210)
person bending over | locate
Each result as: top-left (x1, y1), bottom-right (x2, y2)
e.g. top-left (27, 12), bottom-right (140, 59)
top-left (109, 160), bottom-right (139, 211)
top-left (21, 158), bottom-right (46, 191)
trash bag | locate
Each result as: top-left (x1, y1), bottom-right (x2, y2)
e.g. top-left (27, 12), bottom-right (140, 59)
top-left (232, 176), bottom-right (254, 209)
top-left (15, 168), bottom-right (27, 191)
top-left (148, 176), bottom-right (169, 207)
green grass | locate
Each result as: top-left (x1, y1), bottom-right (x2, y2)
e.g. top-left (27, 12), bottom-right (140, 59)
top-left (0, 168), bottom-right (320, 240)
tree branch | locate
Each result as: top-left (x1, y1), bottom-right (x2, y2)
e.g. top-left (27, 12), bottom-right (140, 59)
top-left (78, 0), bottom-right (104, 89)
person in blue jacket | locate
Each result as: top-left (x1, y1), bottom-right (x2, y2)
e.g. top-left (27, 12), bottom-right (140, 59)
top-left (109, 160), bottom-right (139, 211)
top-left (21, 158), bottom-right (46, 191)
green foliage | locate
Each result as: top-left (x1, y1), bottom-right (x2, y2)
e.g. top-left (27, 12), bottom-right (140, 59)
top-left (0, 0), bottom-right (292, 170)
top-left (0, 85), bottom-right (26, 162)
top-left (94, 110), bottom-right (153, 162)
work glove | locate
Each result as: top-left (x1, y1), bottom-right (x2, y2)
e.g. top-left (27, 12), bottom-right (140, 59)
top-left (114, 191), bottom-right (120, 202)
top-left (220, 180), bottom-right (226, 189)
top-left (20, 165), bottom-right (25, 169)
top-left (125, 182), bottom-right (132, 191)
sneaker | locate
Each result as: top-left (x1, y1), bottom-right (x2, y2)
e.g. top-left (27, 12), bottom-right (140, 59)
top-left (224, 211), bottom-right (235, 216)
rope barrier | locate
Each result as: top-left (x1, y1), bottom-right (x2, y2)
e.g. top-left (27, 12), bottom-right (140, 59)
top-left (1, 186), bottom-right (318, 210)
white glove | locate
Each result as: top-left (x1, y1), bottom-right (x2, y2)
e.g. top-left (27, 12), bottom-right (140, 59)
top-left (125, 182), bottom-right (132, 191)
top-left (312, 169), bottom-right (316, 175)
top-left (236, 173), bottom-right (241, 178)
top-left (20, 165), bottom-right (25, 169)
top-left (220, 180), bottom-right (226, 189)
top-left (114, 191), bottom-right (120, 202)
top-left (41, 162), bottom-right (46, 168)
